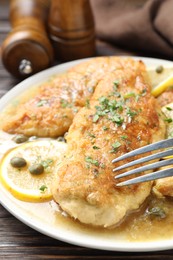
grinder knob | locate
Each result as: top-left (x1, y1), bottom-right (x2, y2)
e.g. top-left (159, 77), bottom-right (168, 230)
top-left (1, 0), bottom-right (54, 79)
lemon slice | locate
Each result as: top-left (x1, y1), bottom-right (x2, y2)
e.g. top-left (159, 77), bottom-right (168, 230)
top-left (0, 140), bottom-right (67, 202)
top-left (161, 102), bottom-right (173, 139)
top-left (147, 66), bottom-right (173, 88)
top-left (147, 65), bottom-right (173, 97)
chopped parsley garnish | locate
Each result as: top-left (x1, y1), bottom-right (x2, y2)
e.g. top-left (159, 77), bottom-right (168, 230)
top-left (110, 114), bottom-right (124, 125)
top-left (124, 92), bottom-right (136, 99)
top-left (39, 185), bottom-right (48, 193)
top-left (100, 163), bottom-right (105, 169)
top-left (166, 107), bottom-right (172, 111)
top-left (85, 156), bottom-right (99, 166)
top-left (60, 99), bottom-right (72, 108)
top-left (126, 107), bottom-right (138, 118)
top-left (85, 99), bottom-right (90, 109)
top-left (92, 81), bottom-right (140, 125)
top-left (41, 158), bottom-right (53, 169)
top-left (92, 95), bottom-right (124, 125)
top-left (164, 118), bottom-right (173, 123)
top-left (102, 126), bottom-right (109, 131)
top-left (121, 135), bottom-right (128, 140)
top-left (37, 99), bottom-right (49, 107)
top-left (110, 141), bottom-right (121, 153)
top-left (92, 146), bottom-right (100, 150)
top-left (87, 132), bottom-right (96, 138)
top-left (113, 80), bottom-right (120, 88)
top-left (140, 88), bottom-right (147, 96)
top-left (93, 114), bottom-right (100, 123)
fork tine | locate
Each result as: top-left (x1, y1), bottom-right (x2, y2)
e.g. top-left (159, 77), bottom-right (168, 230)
top-left (116, 167), bottom-right (173, 186)
top-left (113, 149), bottom-right (173, 172)
top-left (115, 158), bottom-right (173, 179)
top-left (112, 138), bottom-right (173, 164)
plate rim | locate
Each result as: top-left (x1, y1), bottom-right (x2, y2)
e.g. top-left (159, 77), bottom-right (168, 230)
top-left (0, 56), bottom-right (173, 252)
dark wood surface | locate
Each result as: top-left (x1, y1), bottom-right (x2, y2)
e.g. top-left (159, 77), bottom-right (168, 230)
top-left (1, 1), bottom-right (173, 259)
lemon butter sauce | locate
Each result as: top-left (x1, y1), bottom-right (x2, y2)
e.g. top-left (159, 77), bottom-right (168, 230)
top-left (1, 130), bottom-right (173, 242)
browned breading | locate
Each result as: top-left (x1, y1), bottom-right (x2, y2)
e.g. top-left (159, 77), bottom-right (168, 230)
top-left (52, 60), bottom-right (166, 227)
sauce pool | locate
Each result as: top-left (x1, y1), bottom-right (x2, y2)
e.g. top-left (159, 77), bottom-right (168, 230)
top-left (1, 130), bottom-right (173, 242)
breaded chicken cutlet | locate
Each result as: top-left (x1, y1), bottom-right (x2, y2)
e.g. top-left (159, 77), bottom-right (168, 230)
top-left (52, 60), bottom-right (166, 228)
top-left (1, 57), bottom-right (149, 137)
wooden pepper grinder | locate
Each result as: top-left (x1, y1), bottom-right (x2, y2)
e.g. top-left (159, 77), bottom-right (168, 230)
top-left (1, 0), bottom-right (54, 79)
top-left (48, 0), bottom-right (95, 61)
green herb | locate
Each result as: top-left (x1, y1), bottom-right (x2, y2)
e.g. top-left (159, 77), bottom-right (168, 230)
top-left (110, 141), bottom-right (121, 153)
top-left (60, 99), bottom-right (72, 108)
top-left (93, 114), bottom-right (100, 123)
top-left (85, 99), bottom-right (90, 109)
top-left (102, 126), bottom-right (109, 131)
top-left (85, 156), bottom-right (99, 166)
top-left (166, 107), bottom-right (172, 111)
top-left (113, 80), bottom-right (119, 88)
top-left (41, 158), bottom-right (53, 169)
top-left (164, 118), bottom-right (173, 123)
top-left (88, 132), bottom-right (96, 138)
top-left (121, 135), bottom-right (128, 140)
top-left (109, 114), bottom-right (124, 125)
top-left (93, 145), bottom-right (100, 150)
top-left (126, 107), bottom-right (138, 118)
top-left (100, 163), bottom-right (105, 169)
top-left (39, 185), bottom-right (48, 193)
top-left (37, 99), bottom-right (48, 107)
top-left (124, 92), bottom-right (136, 99)
top-left (140, 88), bottom-right (147, 96)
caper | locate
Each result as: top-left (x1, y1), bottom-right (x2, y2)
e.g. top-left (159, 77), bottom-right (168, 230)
top-left (156, 65), bottom-right (164, 74)
top-left (29, 164), bottom-right (44, 175)
top-left (10, 157), bottom-right (27, 168)
top-left (57, 136), bottom-right (66, 142)
top-left (12, 134), bottom-right (28, 144)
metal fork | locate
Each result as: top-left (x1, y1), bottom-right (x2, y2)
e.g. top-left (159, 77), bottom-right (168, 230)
top-left (112, 138), bottom-right (173, 186)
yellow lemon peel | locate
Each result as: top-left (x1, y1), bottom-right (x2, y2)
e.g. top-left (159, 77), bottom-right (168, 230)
top-left (151, 73), bottom-right (173, 97)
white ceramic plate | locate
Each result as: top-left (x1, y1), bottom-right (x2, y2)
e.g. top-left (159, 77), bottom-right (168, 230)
top-left (0, 57), bottom-right (173, 252)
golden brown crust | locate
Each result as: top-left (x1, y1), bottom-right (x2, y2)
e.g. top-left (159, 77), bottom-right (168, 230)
top-left (1, 57), bottom-right (152, 137)
top-left (52, 60), bottom-right (166, 227)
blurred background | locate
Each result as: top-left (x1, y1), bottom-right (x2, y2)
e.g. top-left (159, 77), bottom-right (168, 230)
top-left (1, 0), bottom-right (173, 82)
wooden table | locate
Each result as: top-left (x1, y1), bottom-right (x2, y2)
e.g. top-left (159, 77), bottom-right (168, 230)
top-left (1, 1), bottom-right (173, 259)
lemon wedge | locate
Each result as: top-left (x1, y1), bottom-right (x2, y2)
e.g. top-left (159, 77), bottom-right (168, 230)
top-left (151, 73), bottom-right (173, 97)
top-left (147, 65), bottom-right (173, 98)
top-left (0, 140), bottom-right (67, 202)
top-left (147, 65), bottom-right (173, 89)
top-left (161, 102), bottom-right (173, 139)
top-left (147, 65), bottom-right (173, 97)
